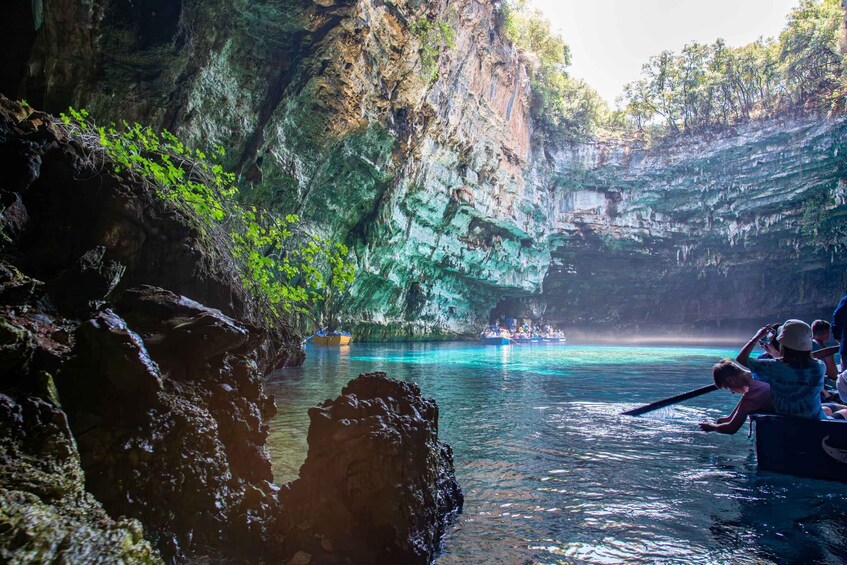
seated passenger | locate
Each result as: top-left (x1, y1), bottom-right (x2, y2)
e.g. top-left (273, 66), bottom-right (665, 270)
top-left (736, 320), bottom-right (826, 420)
top-left (812, 319), bottom-right (839, 381)
top-left (699, 359), bottom-right (774, 434)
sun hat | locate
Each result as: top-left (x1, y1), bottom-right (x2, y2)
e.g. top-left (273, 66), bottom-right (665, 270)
top-left (776, 319), bottom-right (813, 352)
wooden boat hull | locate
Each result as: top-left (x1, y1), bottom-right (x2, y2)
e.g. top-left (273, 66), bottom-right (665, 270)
top-left (314, 335), bottom-right (352, 346)
top-left (483, 337), bottom-right (511, 345)
top-left (752, 414), bottom-right (847, 482)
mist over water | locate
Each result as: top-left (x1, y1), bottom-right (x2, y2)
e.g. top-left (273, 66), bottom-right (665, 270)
top-left (266, 342), bottom-right (847, 564)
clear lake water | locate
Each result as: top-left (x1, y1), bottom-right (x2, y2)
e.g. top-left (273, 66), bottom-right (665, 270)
top-left (265, 342), bottom-right (847, 564)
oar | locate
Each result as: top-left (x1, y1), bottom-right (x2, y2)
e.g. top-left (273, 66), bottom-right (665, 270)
top-left (622, 384), bottom-right (718, 416)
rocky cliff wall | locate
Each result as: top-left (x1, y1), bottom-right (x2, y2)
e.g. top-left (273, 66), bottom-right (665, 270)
top-left (3, 0), bottom-right (554, 338)
top-left (0, 99), bottom-right (462, 562)
top-left (524, 116), bottom-right (847, 334)
top-left (3, 0), bottom-right (846, 337)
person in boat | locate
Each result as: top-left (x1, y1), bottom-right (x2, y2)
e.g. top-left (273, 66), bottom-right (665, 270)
top-left (699, 359), bottom-right (774, 434)
top-left (833, 294), bottom-right (847, 370)
top-left (736, 320), bottom-right (827, 420)
top-left (812, 319), bottom-right (839, 381)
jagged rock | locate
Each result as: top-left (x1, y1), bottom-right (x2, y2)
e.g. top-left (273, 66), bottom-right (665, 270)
top-left (0, 190), bottom-right (28, 241)
top-left (0, 393), bottom-right (160, 563)
top-left (115, 285), bottom-right (250, 374)
top-left (280, 372), bottom-right (463, 565)
top-left (48, 246), bottom-right (125, 316)
top-left (0, 318), bottom-right (35, 384)
top-left (72, 309), bottom-right (162, 399)
top-left (0, 261), bottom-right (42, 305)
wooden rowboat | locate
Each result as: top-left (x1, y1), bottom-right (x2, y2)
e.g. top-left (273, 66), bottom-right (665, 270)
top-left (313, 334), bottom-right (352, 346)
top-left (751, 414), bottom-right (847, 482)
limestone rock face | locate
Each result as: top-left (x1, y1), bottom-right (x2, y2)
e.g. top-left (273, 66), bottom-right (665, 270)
top-left (280, 372), bottom-right (463, 564)
top-left (523, 118), bottom-right (847, 333)
top-left (3, 0), bottom-right (549, 339)
top-left (6, 0), bottom-right (845, 335)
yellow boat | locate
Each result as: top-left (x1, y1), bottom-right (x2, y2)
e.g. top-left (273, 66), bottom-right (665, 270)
top-left (313, 334), bottom-right (352, 346)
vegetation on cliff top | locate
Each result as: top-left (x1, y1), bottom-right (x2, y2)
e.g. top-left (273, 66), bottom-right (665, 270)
top-left (621, 0), bottom-right (847, 135)
top-left (498, 0), bottom-right (613, 140)
top-left (58, 108), bottom-right (355, 328)
top-left (499, 0), bottom-right (846, 141)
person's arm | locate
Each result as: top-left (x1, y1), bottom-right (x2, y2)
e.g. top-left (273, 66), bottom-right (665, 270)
top-left (811, 346), bottom-right (840, 360)
top-left (812, 346), bottom-right (839, 380)
top-left (715, 401), bottom-right (741, 424)
top-left (737, 326), bottom-right (771, 368)
top-left (700, 398), bottom-right (749, 434)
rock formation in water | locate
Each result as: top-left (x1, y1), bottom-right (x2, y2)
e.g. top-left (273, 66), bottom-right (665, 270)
top-left (4, 0), bottom-right (845, 337)
top-left (0, 99), bottom-right (461, 562)
top-left (280, 373), bottom-right (463, 564)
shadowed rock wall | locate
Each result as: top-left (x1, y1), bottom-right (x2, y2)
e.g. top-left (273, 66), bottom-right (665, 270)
top-left (0, 99), bottom-right (461, 562)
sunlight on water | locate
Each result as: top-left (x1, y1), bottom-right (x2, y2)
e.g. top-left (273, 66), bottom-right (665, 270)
top-left (265, 342), bottom-right (847, 564)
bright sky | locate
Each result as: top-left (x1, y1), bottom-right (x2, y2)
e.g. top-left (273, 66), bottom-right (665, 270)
top-left (532, 0), bottom-right (800, 104)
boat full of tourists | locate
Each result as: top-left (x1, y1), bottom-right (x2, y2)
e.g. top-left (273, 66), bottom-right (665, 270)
top-left (751, 414), bottom-right (847, 482)
top-left (480, 324), bottom-right (567, 345)
top-left (480, 328), bottom-right (512, 345)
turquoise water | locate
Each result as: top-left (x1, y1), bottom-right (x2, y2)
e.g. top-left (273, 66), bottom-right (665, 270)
top-left (265, 342), bottom-right (847, 564)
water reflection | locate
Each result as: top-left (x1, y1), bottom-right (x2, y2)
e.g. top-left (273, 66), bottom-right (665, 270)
top-left (265, 342), bottom-right (847, 564)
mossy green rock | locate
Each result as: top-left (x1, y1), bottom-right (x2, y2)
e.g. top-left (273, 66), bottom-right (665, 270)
top-left (0, 394), bottom-right (160, 563)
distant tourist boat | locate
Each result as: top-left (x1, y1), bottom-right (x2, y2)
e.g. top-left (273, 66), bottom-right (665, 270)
top-left (540, 337), bottom-right (567, 344)
top-left (512, 337), bottom-right (540, 344)
top-left (313, 333), bottom-right (352, 346)
top-left (752, 414), bottom-right (847, 482)
top-left (482, 336), bottom-right (512, 346)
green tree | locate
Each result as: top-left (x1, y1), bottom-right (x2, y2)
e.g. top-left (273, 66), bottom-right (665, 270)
top-left (500, 0), bottom-right (607, 140)
top-left (780, 0), bottom-right (845, 105)
top-left (621, 0), bottom-right (846, 136)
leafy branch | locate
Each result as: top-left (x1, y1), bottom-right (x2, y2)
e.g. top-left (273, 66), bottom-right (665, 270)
top-left (58, 108), bottom-right (355, 325)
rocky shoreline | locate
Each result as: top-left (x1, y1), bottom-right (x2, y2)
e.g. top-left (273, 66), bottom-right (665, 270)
top-left (0, 98), bottom-right (462, 563)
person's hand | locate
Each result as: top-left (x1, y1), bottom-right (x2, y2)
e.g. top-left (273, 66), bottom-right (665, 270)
top-left (763, 342), bottom-right (780, 358)
top-left (754, 326), bottom-right (771, 339)
top-left (699, 422), bottom-right (717, 432)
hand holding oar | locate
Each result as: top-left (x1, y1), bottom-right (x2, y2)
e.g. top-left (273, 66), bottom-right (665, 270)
top-left (622, 384), bottom-right (718, 416)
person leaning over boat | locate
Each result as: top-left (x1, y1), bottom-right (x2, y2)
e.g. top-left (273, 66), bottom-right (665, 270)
top-left (736, 320), bottom-right (827, 420)
top-left (699, 359), bottom-right (774, 435)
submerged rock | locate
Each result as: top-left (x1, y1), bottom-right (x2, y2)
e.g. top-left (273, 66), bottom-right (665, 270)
top-left (280, 372), bottom-right (463, 564)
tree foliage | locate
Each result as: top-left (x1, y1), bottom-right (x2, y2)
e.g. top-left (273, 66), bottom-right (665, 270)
top-left (58, 108), bottom-right (355, 325)
top-left (621, 0), bottom-right (846, 135)
top-left (499, 0), bottom-right (609, 140)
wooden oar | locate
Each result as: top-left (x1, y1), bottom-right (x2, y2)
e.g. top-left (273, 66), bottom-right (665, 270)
top-left (622, 384), bottom-right (718, 416)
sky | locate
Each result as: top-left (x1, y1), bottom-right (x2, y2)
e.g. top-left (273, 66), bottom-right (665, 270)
top-left (532, 0), bottom-right (801, 104)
